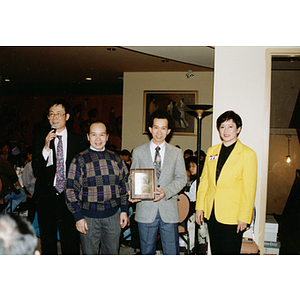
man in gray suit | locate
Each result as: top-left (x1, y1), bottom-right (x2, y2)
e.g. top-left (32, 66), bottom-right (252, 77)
top-left (129, 110), bottom-right (187, 255)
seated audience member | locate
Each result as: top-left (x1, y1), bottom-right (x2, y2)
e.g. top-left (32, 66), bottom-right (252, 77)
top-left (21, 146), bottom-right (36, 197)
top-left (119, 149), bottom-right (131, 170)
top-left (184, 156), bottom-right (198, 215)
top-left (0, 157), bottom-right (23, 213)
top-left (181, 156), bottom-right (208, 252)
top-left (21, 146), bottom-right (37, 222)
top-left (0, 214), bottom-right (39, 255)
top-left (184, 149), bottom-right (193, 159)
top-left (1, 142), bottom-right (20, 167)
top-left (107, 144), bottom-right (117, 153)
top-left (199, 150), bottom-right (206, 162)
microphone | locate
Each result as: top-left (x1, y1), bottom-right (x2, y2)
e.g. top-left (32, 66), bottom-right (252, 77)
top-left (51, 124), bottom-right (57, 133)
top-left (50, 124), bottom-right (57, 149)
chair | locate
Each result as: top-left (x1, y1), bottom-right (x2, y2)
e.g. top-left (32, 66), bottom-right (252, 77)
top-left (178, 193), bottom-right (190, 254)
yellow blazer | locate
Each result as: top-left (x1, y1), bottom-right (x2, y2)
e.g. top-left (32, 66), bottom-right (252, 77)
top-left (195, 139), bottom-right (257, 225)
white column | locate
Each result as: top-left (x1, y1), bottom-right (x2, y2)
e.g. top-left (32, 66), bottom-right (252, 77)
top-left (212, 46), bottom-right (271, 253)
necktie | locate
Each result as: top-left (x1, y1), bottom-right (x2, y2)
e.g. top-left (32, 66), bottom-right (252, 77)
top-left (154, 146), bottom-right (161, 179)
top-left (55, 135), bottom-right (65, 193)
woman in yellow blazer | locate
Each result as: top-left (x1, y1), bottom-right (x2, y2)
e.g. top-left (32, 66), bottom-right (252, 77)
top-left (195, 111), bottom-right (257, 254)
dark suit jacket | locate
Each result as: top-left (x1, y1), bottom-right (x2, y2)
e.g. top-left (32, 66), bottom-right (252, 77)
top-left (32, 129), bottom-right (87, 198)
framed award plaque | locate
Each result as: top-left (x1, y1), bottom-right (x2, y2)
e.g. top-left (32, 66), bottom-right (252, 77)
top-left (130, 168), bottom-right (155, 200)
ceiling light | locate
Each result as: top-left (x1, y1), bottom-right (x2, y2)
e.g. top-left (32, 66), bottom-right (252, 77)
top-left (4, 78), bottom-right (10, 82)
top-left (85, 77), bottom-right (92, 81)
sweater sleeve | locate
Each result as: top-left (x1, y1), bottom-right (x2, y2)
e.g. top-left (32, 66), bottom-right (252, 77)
top-left (65, 156), bottom-right (84, 222)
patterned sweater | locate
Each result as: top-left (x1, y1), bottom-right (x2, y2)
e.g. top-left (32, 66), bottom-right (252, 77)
top-left (65, 148), bottom-right (129, 222)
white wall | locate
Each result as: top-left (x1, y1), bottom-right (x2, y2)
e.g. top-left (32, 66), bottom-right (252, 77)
top-left (122, 71), bottom-right (214, 152)
top-left (213, 46), bottom-right (300, 253)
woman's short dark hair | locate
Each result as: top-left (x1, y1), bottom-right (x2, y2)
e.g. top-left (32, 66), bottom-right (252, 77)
top-left (216, 110), bottom-right (242, 130)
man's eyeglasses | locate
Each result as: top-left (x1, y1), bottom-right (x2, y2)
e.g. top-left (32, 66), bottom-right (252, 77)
top-left (48, 112), bottom-right (65, 119)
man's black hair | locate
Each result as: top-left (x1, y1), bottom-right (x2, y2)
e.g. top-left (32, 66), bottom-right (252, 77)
top-left (88, 120), bottom-right (110, 135)
top-left (148, 110), bottom-right (174, 131)
top-left (46, 98), bottom-right (72, 117)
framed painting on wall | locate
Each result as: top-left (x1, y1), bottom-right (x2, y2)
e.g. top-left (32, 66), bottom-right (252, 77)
top-left (143, 90), bottom-right (198, 135)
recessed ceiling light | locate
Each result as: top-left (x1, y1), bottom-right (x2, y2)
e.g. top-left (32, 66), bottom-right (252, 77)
top-left (85, 77), bottom-right (92, 81)
top-left (4, 78), bottom-right (10, 82)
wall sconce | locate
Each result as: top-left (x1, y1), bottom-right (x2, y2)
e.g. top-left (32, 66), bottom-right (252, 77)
top-left (286, 134), bottom-right (292, 164)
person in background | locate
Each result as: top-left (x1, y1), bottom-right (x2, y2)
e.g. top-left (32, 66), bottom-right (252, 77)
top-left (21, 146), bottom-right (37, 222)
top-left (0, 157), bottom-right (23, 213)
top-left (32, 98), bottom-right (87, 255)
top-left (1, 142), bottom-right (19, 167)
top-left (119, 149), bottom-right (131, 171)
top-left (21, 146), bottom-right (36, 197)
top-left (0, 214), bottom-right (39, 255)
top-left (129, 110), bottom-right (187, 255)
top-left (184, 149), bottom-right (193, 160)
top-left (182, 156), bottom-right (208, 252)
top-left (195, 110), bottom-right (257, 254)
top-left (65, 121), bottom-right (129, 255)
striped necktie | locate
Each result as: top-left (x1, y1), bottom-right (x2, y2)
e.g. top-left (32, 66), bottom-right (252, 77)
top-left (55, 135), bottom-right (65, 193)
top-left (154, 146), bottom-right (161, 179)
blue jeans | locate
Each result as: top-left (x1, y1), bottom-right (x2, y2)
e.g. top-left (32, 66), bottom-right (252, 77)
top-left (2, 192), bottom-right (23, 213)
top-left (138, 211), bottom-right (179, 255)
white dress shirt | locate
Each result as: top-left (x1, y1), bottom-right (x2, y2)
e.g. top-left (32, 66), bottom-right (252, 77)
top-left (42, 127), bottom-right (68, 186)
top-left (150, 140), bottom-right (166, 168)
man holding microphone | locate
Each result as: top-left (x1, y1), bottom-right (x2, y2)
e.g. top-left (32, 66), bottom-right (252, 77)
top-left (32, 99), bottom-right (86, 255)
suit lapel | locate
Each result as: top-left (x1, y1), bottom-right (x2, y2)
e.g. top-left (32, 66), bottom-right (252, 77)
top-left (145, 142), bottom-right (153, 167)
top-left (161, 143), bottom-right (173, 179)
top-left (209, 144), bottom-right (221, 187)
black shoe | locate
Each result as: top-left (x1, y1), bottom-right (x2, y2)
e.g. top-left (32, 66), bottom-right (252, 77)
top-left (120, 239), bottom-right (131, 248)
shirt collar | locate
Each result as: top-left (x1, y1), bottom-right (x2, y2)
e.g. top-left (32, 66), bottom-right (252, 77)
top-left (90, 146), bottom-right (106, 152)
top-left (56, 127), bottom-right (67, 139)
top-left (150, 140), bottom-right (166, 151)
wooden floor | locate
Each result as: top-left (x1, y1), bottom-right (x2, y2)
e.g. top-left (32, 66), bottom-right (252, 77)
top-left (36, 238), bottom-right (137, 255)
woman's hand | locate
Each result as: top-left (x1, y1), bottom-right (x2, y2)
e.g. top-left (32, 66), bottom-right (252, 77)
top-left (195, 210), bottom-right (204, 226)
top-left (237, 220), bottom-right (247, 233)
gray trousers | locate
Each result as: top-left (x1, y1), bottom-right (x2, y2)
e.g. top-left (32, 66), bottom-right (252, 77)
top-left (80, 211), bottom-right (121, 255)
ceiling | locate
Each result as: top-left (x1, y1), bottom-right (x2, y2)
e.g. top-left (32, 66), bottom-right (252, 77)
top-left (1, 46), bottom-right (300, 87)
top-left (0, 46), bottom-right (214, 85)
top-left (1, 46), bottom-right (300, 102)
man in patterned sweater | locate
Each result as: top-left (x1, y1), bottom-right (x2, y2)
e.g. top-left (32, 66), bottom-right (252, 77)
top-left (65, 121), bottom-right (129, 255)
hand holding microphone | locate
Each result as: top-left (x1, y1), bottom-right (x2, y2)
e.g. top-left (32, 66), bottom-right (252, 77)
top-left (45, 124), bottom-right (57, 151)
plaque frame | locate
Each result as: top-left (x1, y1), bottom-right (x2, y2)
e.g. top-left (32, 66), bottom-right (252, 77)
top-left (130, 168), bottom-right (155, 200)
